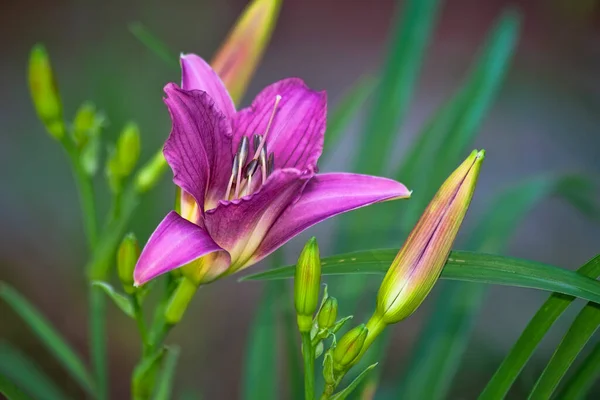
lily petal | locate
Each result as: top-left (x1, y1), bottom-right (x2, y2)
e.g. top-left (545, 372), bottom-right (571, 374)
top-left (180, 54), bottom-right (236, 118)
top-left (233, 78), bottom-right (326, 171)
top-left (205, 168), bottom-right (312, 273)
top-left (134, 211), bottom-right (230, 286)
top-left (255, 173), bottom-right (411, 259)
top-left (163, 83), bottom-right (234, 215)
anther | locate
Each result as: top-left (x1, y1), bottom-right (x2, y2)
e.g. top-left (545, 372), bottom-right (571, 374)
top-left (225, 154), bottom-right (239, 200)
top-left (234, 137), bottom-right (249, 198)
top-left (253, 95), bottom-right (282, 160)
top-left (253, 134), bottom-right (261, 153)
top-left (244, 159), bottom-right (259, 196)
top-left (267, 153), bottom-right (275, 176)
top-left (259, 146), bottom-right (268, 183)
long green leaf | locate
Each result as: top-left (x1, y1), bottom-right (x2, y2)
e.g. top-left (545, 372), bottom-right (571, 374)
top-left (242, 281), bottom-right (280, 400)
top-left (241, 251), bottom-right (600, 304)
top-left (479, 255), bottom-right (600, 399)
top-left (153, 346), bottom-right (180, 400)
top-left (397, 174), bottom-right (600, 399)
top-left (529, 303), bottom-right (600, 398)
top-left (356, 0), bottom-right (441, 175)
top-left (396, 9), bottom-right (520, 230)
top-left (0, 282), bottom-right (95, 394)
top-left (323, 76), bottom-right (376, 152)
top-left (330, 363), bottom-right (378, 400)
top-left (129, 22), bottom-right (178, 69)
top-left (0, 341), bottom-right (69, 400)
top-left (559, 340), bottom-right (600, 399)
top-left (0, 373), bottom-right (33, 400)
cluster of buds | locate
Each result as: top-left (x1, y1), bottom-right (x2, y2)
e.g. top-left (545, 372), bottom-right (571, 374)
top-left (292, 150), bottom-right (484, 399)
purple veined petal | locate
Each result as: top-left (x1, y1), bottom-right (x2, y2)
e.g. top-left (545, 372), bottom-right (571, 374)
top-left (253, 173), bottom-right (411, 260)
top-left (204, 168), bottom-right (312, 273)
top-left (134, 211), bottom-right (231, 286)
top-left (232, 78), bottom-right (327, 172)
top-left (180, 54), bottom-right (236, 118)
top-left (163, 83), bottom-right (234, 215)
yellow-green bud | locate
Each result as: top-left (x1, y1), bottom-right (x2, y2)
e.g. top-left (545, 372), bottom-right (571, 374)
top-left (28, 44), bottom-right (65, 140)
top-left (134, 150), bottom-right (169, 193)
top-left (294, 237), bottom-right (321, 333)
top-left (323, 351), bottom-right (335, 385)
top-left (164, 276), bottom-right (198, 325)
top-left (117, 233), bottom-right (139, 294)
top-left (317, 296), bottom-right (338, 330)
top-left (333, 324), bottom-right (368, 371)
top-left (377, 150), bottom-right (485, 324)
top-left (72, 102), bottom-right (105, 148)
top-left (116, 122), bottom-right (141, 176)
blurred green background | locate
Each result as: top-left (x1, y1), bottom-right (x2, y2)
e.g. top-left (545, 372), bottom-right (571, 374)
top-left (2, 0), bottom-right (600, 398)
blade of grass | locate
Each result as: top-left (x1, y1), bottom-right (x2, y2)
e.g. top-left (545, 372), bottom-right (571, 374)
top-left (480, 255), bottom-right (600, 399)
top-left (0, 373), bottom-right (33, 400)
top-left (129, 22), bottom-right (179, 69)
top-left (356, 0), bottom-right (441, 175)
top-left (559, 340), bottom-right (600, 399)
top-left (529, 302), bottom-right (600, 398)
top-left (0, 341), bottom-right (69, 400)
top-left (323, 76), bottom-right (376, 153)
top-left (241, 251), bottom-right (600, 305)
top-left (397, 9), bottom-right (520, 230)
top-left (242, 281), bottom-right (280, 400)
top-left (0, 282), bottom-right (95, 395)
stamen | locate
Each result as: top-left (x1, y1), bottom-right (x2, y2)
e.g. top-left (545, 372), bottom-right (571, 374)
top-left (267, 153), bottom-right (274, 176)
top-left (253, 134), bottom-right (261, 153)
top-left (259, 145), bottom-right (268, 184)
top-left (243, 159), bottom-right (259, 196)
top-left (253, 95), bottom-right (281, 159)
top-left (225, 154), bottom-right (239, 200)
top-left (234, 136), bottom-right (249, 198)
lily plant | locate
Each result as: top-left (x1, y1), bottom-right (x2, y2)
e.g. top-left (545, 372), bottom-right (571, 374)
top-left (133, 55), bottom-right (411, 288)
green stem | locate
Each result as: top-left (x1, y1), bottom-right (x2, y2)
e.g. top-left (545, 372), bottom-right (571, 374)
top-left (351, 313), bottom-right (386, 367)
top-left (131, 294), bottom-right (148, 352)
top-left (90, 288), bottom-right (107, 400)
top-left (61, 138), bottom-right (98, 249)
top-left (302, 332), bottom-right (315, 400)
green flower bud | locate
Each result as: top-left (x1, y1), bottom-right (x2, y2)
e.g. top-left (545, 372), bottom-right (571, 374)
top-left (28, 44), bottom-right (65, 140)
top-left (117, 233), bottom-right (139, 294)
top-left (323, 351), bottom-right (335, 384)
top-left (377, 150), bottom-right (485, 324)
top-left (164, 276), bottom-right (198, 325)
top-left (72, 102), bottom-right (105, 148)
top-left (134, 150), bottom-right (169, 193)
top-left (333, 324), bottom-right (368, 371)
top-left (317, 296), bottom-right (338, 330)
top-left (294, 237), bottom-right (321, 333)
top-left (116, 122), bottom-right (141, 176)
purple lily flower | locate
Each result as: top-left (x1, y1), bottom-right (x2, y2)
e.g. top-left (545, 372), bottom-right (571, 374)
top-left (133, 54), bottom-right (411, 286)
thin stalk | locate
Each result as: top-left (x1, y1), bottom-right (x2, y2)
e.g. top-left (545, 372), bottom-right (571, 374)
top-left (89, 288), bottom-right (107, 400)
top-left (61, 138), bottom-right (98, 249)
top-left (131, 294), bottom-right (149, 352)
top-left (302, 332), bottom-right (315, 400)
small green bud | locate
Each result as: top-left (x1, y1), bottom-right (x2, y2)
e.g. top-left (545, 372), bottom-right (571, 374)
top-left (317, 296), bottom-right (338, 330)
top-left (116, 122), bottom-right (141, 176)
top-left (117, 233), bottom-right (139, 294)
top-left (294, 237), bottom-right (321, 333)
top-left (323, 351), bottom-right (335, 385)
top-left (376, 150), bottom-right (485, 324)
top-left (72, 102), bottom-right (105, 148)
top-left (333, 324), bottom-right (368, 371)
top-left (80, 136), bottom-right (101, 177)
top-left (28, 44), bottom-right (65, 140)
top-left (134, 150), bottom-right (169, 193)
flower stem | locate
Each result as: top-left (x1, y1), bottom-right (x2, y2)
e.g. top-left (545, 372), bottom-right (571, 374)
top-left (301, 332), bottom-right (315, 400)
top-left (61, 138), bottom-right (98, 250)
top-left (131, 294), bottom-right (149, 352)
top-left (89, 287), bottom-right (107, 400)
